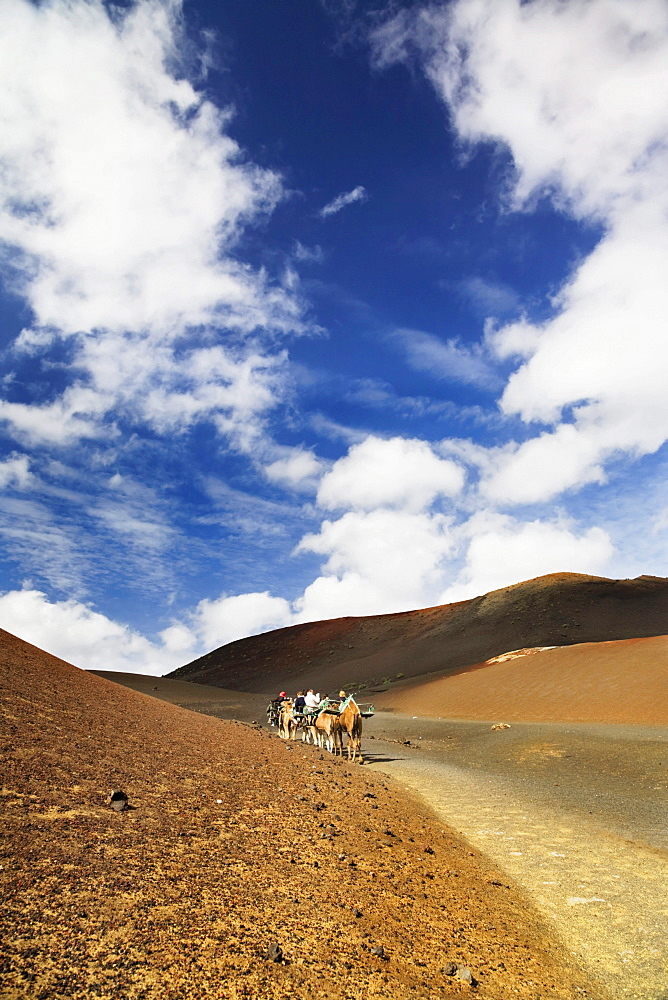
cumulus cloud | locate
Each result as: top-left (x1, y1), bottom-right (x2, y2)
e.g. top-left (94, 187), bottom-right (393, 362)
top-left (0, 0), bottom-right (303, 452)
top-left (263, 448), bottom-right (323, 491)
top-left (0, 586), bottom-right (295, 675)
top-left (320, 185), bottom-right (368, 218)
top-left (0, 588), bottom-right (184, 675)
top-left (188, 591), bottom-right (293, 650)
top-left (481, 425), bottom-right (608, 506)
top-left (317, 435), bottom-right (464, 512)
top-left (0, 387), bottom-right (113, 447)
top-left (440, 513), bottom-right (614, 604)
top-left (274, 434), bottom-right (466, 622)
top-left (0, 0), bottom-right (290, 336)
top-left (373, 0), bottom-right (668, 218)
top-left (295, 507), bottom-right (455, 619)
top-left (372, 0), bottom-right (668, 505)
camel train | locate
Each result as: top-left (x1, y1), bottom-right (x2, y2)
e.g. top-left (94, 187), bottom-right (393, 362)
top-left (274, 694), bottom-right (372, 762)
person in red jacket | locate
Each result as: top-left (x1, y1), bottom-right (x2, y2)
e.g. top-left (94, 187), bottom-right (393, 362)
top-left (266, 691), bottom-right (288, 727)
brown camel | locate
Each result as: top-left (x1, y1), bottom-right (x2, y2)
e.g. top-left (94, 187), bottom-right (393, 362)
top-left (315, 710), bottom-right (342, 755)
top-left (338, 697), bottom-right (363, 762)
top-left (277, 700), bottom-right (298, 741)
top-left (301, 714), bottom-right (319, 745)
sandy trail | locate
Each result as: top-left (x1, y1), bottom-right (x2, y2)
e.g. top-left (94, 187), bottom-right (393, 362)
top-left (363, 718), bottom-right (668, 1000)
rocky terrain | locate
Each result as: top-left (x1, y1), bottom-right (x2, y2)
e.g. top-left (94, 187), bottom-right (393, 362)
top-left (168, 573), bottom-right (668, 696)
top-left (0, 627), bottom-right (602, 1000)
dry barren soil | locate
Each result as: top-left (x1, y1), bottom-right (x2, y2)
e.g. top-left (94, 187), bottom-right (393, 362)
top-left (1, 629), bottom-right (602, 1000)
top-left (372, 635), bottom-right (668, 725)
top-left (169, 573), bottom-right (668, 696)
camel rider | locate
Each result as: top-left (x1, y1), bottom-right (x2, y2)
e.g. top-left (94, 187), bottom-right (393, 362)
top-left (266, 691), bottom-right (288, 727)
top-left (304, 688), bottom-right (320, 715)
top-left (294, 691), bottom-right (306, 716)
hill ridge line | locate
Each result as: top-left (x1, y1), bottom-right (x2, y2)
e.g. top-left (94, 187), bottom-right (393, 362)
top-left (169, 572), bottom-right (668, 697)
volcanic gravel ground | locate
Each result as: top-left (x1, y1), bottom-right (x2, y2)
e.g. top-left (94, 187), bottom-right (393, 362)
top-left (359, 727), bottom-right (668, 1000)
top-left (0, 630), bottom-right (603, 1000)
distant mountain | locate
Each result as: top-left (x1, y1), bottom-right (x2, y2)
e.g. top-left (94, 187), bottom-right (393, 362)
top-left (168, 572), bottom-right (668, 694)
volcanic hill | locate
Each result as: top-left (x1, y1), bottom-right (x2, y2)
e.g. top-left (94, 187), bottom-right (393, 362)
top-left (1, 628), bottom-right (597, 1000)
top-left (169, 572), bottom-right (668, 695)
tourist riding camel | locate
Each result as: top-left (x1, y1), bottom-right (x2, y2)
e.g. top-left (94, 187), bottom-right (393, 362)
top-left (266, 691), bottom-right (288, 727)
top-left (304, 689), bottom-right (320, 711)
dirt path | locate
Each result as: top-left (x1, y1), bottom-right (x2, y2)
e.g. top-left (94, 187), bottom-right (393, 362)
top-left (362, 719), bottom-right (668, 1000)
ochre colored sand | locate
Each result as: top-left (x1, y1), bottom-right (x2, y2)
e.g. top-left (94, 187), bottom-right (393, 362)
top-left (373, 635), bottom-right (668, 724)
top-left (0, 628), bottom-right (598, 1000)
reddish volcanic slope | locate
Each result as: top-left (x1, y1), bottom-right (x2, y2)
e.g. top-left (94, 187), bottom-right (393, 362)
top-left (169, 573), bottom-right (668, 695)
top-left (0, 628), bottom-right (596, 1000)
top-left (373, 634), bottom-right (668, 725)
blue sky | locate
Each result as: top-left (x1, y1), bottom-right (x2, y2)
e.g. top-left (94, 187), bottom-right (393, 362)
top-left (1, 0), bottom-right (667, 674)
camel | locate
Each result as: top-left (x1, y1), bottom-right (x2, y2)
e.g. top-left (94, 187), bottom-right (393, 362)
top-left (338, 696), bottom-right (363, 762)
top-left (277, 700), bottom-right (298, 741)
top-left (315, 709), bottom-right (342, 755)
top-left (301, 714), bottom-right (319, 745)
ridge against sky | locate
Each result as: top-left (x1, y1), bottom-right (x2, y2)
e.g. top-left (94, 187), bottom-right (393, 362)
top-left (0, 0), bottom-right (666, 674)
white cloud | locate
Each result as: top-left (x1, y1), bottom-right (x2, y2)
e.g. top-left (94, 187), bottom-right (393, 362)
top-left (280, 435), bottom-right (466, 621)
top-left (372, 0), bottom-right (668, 505)
top-left (457, 276), bottom-right (520, 317)
top-left (188, 591), bottom-right (293, 650)
top-left (0, 497), bottom-right (92, 596)
top-left (481, 425), bottom-right (608, 505)
top-left (0, 585), bottom-right (295, 675)
top-left (89, 501), bottom-right (173, 553)
top-left (317, 435), bottom-right (465, 512)
top-left (373, 0), bottom-right (668, 219)
top-left (0, 0), bottom-right (292, 337)
top-left (264, 448), bottom-right (323, 491)
top-left (440, 512), bottom-right (614, 604)
top-left (159, 623), bottom-right (198, 655)
top-left (0, 0), bottom-right (303, 453)
top-left (0, 588), bottom-right (184, 675)
top-left (295, 507), bottom-right (455, 619)
top-left (0, 453), bottom-right (33, 489)
top-left (293, 241), bottom-right (324, 263)
top-left (320, 185), bottom-right (368, 218)
top-left (393, 327), bottom-right (501, 390)
top-left (0, 386), bottom-right (113, 446)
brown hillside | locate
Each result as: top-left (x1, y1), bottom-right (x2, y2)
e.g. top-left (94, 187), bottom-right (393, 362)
top-left (169, 572), bottom-right (668, 695)
top-left (373, 634), bottom-right (668, 725)
top-left (0, 629), bottom-right (597, 1000)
